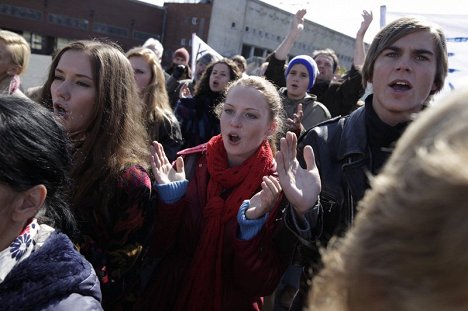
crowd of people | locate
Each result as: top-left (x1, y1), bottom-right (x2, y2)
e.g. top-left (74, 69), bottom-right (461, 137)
top-left (1, 6), bottom-right (465, 311)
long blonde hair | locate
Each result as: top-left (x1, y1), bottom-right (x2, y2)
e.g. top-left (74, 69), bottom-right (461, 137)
top-left (126, 46), bottom-right (174, 140)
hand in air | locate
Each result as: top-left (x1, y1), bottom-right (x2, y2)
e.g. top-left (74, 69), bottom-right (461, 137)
top-left (276, 132), bottom-right (321, 216)
top-left (245, 175), bottom-right (282, 220)
top-left (179, 83), bottom-right (193, 99)
top-left (150, 141), bottom-right (185, 185)
top-left (292, 9), bottom-right (307, 33)
top-left (286, 103), bottom-right (304, 133)
top-left (358, 10), bottom-right (373, 36)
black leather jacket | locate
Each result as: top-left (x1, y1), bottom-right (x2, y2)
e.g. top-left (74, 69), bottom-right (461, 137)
top-left (287, 104), bottom-right (370, 310)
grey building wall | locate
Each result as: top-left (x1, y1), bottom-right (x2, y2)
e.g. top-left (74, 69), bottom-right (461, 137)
top-left (206, 0), bottom-right (358, 70)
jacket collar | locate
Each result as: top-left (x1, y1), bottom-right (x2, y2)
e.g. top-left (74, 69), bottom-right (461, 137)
top-left (336, 100), bottom-right (369, 161)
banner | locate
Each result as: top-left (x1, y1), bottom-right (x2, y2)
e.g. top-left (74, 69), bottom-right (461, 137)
top-left (191, 33), bottom-right (223, 75)
top-left (380, 7), bottom-right (468, 100)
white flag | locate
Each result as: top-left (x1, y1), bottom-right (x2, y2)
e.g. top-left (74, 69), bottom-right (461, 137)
top-left (191, 33), bottom-right (223, 75)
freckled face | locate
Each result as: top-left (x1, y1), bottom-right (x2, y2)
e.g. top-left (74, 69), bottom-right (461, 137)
top-left (51, 50), bottom-right (96, 136)
top-left (220, 85), bottom-right (275, 167)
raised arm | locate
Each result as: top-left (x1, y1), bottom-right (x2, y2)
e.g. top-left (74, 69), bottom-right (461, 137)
top-left (275, 9), bottom-right (307, 60)
top-left (353, 10), bottom-right (373, 68)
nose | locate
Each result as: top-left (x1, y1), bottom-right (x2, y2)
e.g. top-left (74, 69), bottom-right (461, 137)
top-left (53, 80), bottom-right (70, 100)
top-left (396, 58), bottom-right (412, 72)
top-left (229, 113), bottom-right (242, 128)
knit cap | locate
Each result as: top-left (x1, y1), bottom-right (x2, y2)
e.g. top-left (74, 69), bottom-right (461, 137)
top-left (173, 47), bottom-right (190, 65)
top-left (285, 55), bottom-right (319, 90)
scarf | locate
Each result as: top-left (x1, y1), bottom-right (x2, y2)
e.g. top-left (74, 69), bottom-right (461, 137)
top-left (0, 219), bottom-right (54, 283)
top-left (177, 134), bottom-right (275, 311)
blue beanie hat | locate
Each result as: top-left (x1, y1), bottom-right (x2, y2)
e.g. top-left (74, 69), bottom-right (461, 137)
top-left (285, 55), bottom-right (318, 90)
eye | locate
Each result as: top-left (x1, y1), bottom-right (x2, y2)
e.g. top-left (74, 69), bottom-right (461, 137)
top-left (53, 74), bottom-right (64, 81)
top-left (384, 51), bottom-right (398, 58)
top-left (245, 112), bottom-right (258, 119)
top-left (77, 81), bottom-right (91, 87)
top-left (415, 54), bottom-right (430, 61)
top-left (223, 108), bottom-right (234, 115)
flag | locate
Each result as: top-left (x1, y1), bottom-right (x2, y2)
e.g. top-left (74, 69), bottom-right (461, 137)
top-left (191, 33), bottom-right (223, 75)
top-left (380, 6), bottom-right (468, 100)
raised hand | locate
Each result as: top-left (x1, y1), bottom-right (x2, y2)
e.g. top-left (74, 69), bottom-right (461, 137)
top-left (150, 141), bottom-right (186, 185)
top-left (276, 132), bottom-right (321, 216)
top-left (292, 9), bottom-right (307, 33)
top-left (179, 83), bottom-right (193, 99)
top-left (245, 175), bottom-right (282, 220)
top-left (286, 103), bottom-right (304, 133)
top-left (357, 10), bottom-right (373, 36)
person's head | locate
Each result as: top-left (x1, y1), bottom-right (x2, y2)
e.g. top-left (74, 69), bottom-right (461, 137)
top-left (309, 87), bottom-right (468, 311)
top-left (194, 52), bottom-right (217, 81)
top-left (312, 49), bottom-right (338, 82)
top-left (362, 17), bottom-right (448, 125)
top-left (40, 40), bottom-right (149, 208)
top-left (0, 95), bottom-right (75, 251)
top-left (231, 54), bottom-right (247, 73)
top-left (172, 47), bottom-right (190, 66)
top-left (285, 55), bottom-right (318, 100)
top-left (0, 30), bottom-right (30, 80)
top-left (126, 46), bottom-right (172, 137)
top-left (195, 58), bottom-right (241, 96)
top-left (215, 76), bottom-right (285, 166)
top-left (143, 37), bottom-right (164, 63)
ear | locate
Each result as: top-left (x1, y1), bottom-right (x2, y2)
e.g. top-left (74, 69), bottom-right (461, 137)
top-left (431, 81), bottom-right (438, 93)
top-left (11, 185), bottom-right (47, 222)
top-left (7, 64), bottom-right (22, 76)
top-left (266, 121), bottom-right (278, 138)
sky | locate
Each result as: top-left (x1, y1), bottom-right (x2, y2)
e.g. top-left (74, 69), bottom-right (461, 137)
top-left (139, 0), bottom-right (468, 43)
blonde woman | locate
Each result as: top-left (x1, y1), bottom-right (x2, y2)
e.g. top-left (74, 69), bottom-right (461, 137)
top-left (127, 46), bottom-right (183, 161)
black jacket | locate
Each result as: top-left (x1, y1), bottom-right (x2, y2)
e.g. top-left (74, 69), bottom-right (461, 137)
top-left (289, 95), bottom-right (410, 310)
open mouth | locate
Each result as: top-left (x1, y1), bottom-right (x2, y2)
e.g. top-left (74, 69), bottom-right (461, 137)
top-left (53, 103), bottom-right (68, 118)
top-left (228, 133), bottom-right (240, 143)
top-left (389, 80), bottom-right (412, 91)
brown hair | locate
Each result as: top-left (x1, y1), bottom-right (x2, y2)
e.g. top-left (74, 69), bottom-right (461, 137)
top-left (194, 58), bottom-right (241, 96)
top-left (362, 16), bottom-right (448, 96)
top-left (40, 40), bottom-right (149, 220)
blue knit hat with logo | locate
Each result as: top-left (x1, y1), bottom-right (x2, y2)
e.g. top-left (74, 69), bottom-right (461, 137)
top-left (285, 55), bottom-right (319, 90)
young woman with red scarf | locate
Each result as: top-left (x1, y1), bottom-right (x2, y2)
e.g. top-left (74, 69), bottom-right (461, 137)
top-left (137, 76), bottom-right (314, 310)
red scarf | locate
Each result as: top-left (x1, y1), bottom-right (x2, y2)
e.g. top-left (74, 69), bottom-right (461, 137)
top-left (177, 134), bottom-right (275, 311)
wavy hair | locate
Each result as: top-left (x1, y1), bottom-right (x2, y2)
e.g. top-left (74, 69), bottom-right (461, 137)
top-left (194, 58), bottom-right (241, 96)
top-left (40, 40), bottom-right (149, 220)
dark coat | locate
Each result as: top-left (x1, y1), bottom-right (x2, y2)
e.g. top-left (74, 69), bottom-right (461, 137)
top-left (0, 232), bottom-right (102, 311)
top-left (289, 95), bottom-right (409, 310)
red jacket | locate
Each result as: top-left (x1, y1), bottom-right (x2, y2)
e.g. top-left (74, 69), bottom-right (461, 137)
top-left (142, 147), bottom-right (287, 310)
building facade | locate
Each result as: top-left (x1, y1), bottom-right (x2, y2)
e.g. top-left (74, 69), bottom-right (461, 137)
top-left (1, 0), bottom-right (359, 72)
